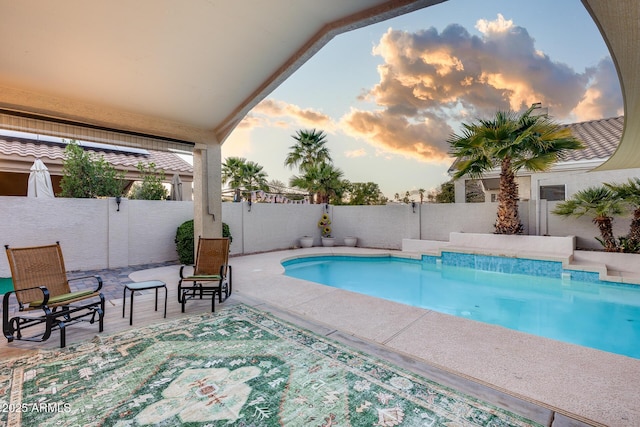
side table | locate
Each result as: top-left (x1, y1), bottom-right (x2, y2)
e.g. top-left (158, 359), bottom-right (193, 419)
top-left (122, 280), bottom-right (167, 325)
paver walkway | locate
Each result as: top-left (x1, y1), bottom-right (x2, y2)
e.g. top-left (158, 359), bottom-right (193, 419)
top-left (66, 262), bottom-right (177, 301)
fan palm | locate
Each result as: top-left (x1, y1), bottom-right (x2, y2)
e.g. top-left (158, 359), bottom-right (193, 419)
top-left (290, 162), bottom-right (345, 204)
top-left (284, 129), bottom-right (332, 172)
top-left (222, 156), bottom-right (247, 201)
top-left (242, 161), bottom-right (269, 193)
top-left (449, 106), bottom-right (584, 234)
top-left (552, 186), bottom-right (625, 252)
top-left (222, 157), bottom-right (269, 201)
top-left (606, 177), bottom-right (640, 251)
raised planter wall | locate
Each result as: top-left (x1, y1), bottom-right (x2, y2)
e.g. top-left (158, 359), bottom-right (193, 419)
top-left (448, 232), bottom-right (575, 257)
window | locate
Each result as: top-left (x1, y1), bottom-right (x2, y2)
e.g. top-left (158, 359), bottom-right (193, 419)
top-left (540, 185), bottom-right (565, 201)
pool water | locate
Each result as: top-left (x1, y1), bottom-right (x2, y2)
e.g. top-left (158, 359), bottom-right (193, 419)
top-left (283, 255), bottom-right (640, 359)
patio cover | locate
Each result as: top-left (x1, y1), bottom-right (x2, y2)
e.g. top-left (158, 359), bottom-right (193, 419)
top-left (0, 0), bottom-right (638, 234)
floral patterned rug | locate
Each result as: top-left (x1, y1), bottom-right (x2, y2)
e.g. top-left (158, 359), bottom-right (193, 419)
top-left (0, 304), bottom-right (541, 426)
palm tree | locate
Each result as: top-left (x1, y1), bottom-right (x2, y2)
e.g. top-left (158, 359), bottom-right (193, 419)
top-left (222, 157), bottom-right (269, 201)
top-left (314, 162), bottom-right (345, 204)
top-left (418, 188), bottom-right (425, 204)
top-left (242, 161), bottom-right (269, 193)
top-left (552, 186), bottom-right (625, 252)
top-left (290, 162), bottom-right (345, 204)
top-left (284, 129), bottom-right (332, 172)
top-left (606, 177), bottom-right (640, 251)
top-left (222, 156), bottom-right (246, 201)
top-left (449, 106), bottom-right (584, 234)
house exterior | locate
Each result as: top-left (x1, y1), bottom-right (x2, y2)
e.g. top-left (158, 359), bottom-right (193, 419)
top-left (0, 130), bottom-right (193, 198)
top-left (451, 116), bottom-right (626, 203)
top-left (450, 115), bottom-right (640, 235)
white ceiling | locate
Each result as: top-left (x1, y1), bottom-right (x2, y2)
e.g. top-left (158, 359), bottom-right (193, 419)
top-left (0, 0), bottom-right (639, 170)
top-left (0, 0), bottom-right (442, 145)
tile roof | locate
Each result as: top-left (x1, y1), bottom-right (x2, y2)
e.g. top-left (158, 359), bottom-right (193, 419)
top-left (560, 116), bottom-right (623, 162)
top-left (448, 115), bottom-right (624, 173)
top-left (0, 136), bottom-right (193, 176)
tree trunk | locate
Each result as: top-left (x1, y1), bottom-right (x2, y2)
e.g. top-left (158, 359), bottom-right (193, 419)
top-left (594, 216), bottom-right (618, 252)
top-left (627, 208), bottom-right (640, 247)
top-left (494, 157), bottom-right (523, 234)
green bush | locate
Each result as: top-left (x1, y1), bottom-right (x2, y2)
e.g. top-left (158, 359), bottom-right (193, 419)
top-left (175, 220), bottom-right (195, 264)
top-left (175, 220), bottom-right (233, 264)
top-left (59, 140), bottom-right (125, 198)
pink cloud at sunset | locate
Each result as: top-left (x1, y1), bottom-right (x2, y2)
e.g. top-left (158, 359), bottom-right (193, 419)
top-left (341, 14), bottom-right (621, 163)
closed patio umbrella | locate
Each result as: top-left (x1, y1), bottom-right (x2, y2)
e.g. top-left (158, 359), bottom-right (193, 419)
top-left (27, 159), bottom-right (55, 198)
top-left (170, 173), bottom-right (183, 201)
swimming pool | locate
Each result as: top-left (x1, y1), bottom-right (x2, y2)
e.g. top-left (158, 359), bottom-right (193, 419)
top-left (282, 253), bottom-right (640, 359)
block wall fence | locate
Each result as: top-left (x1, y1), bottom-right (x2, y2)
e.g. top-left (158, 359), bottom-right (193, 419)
top-left (0, 196), bottom-right (630, 276)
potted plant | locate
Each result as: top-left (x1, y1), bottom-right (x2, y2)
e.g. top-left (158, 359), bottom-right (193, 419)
top-left (343, 236), bottom-right (358, 247)
top-left (318, 213), bottom-right (335, 247)
top-left (299, 236), bottom-right (314, 248)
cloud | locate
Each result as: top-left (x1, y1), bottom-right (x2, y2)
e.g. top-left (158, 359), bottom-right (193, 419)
top-left (252, 99), bottom-right (334, 130)
top-left (341, 14), bottom-right (621, 162)
top-left (344, 148), bottom-right (367, 158)
top-left (341, 109), bottom-right (452, 163)
top-left (574, 58), bottom-right (624, 121)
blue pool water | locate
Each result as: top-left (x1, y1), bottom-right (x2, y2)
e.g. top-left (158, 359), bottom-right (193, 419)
top-left (282, 254), bottom-right (640, 359)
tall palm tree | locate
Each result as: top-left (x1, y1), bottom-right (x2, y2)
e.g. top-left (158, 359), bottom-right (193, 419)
top-left (449, 106), bottom-right (584, 234)
top-left (284, 129), bottom-right (332, 172)
top-left (606, 177), bottom-right (640, 251)
top-left (552, 186), bottom-right (625, 252)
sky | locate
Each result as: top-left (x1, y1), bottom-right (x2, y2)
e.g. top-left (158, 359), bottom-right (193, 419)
top-left (220, 0), bottom-right (623, 200)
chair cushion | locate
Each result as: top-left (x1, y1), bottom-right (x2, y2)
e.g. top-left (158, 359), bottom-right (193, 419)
top-left (184, 274), bottom-right (221, 280)
top-left (29, 290), bottom-right (96, 307)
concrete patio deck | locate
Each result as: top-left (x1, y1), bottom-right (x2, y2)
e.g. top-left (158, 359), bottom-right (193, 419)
top-left (1, 247), bottom-right (638, 426)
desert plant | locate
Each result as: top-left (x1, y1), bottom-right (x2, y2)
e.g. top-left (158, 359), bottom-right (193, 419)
top-left (449, 107), bottom-right (583, 234)
top-left (552, 186), bottom-right (625, 252)
top-left (606, 177), bottom-right (640, 252)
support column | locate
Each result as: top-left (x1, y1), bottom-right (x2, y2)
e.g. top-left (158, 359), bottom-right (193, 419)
top-left (193, 139), bottom-right (222, 239)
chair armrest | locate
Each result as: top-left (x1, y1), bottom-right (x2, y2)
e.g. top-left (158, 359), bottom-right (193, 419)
top-left (179, 265), bottom-right (195, 279)
top-left (2, 286), bottom-right (49, 311)
top-left (68, 275), bottom-right (103, 293)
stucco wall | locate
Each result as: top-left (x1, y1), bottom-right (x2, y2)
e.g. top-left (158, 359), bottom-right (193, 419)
top-left (0, 196), bottom-right (193, 277)
top-left (2, 196), bottom-right (633, 276)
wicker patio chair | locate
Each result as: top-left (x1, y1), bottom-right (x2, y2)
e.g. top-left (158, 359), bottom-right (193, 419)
top-left (3, 242), bottom-right (105, 348)
top-left (178, 237), bottom-right (232, 313)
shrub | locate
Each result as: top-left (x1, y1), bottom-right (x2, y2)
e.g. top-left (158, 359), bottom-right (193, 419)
top-left (175, 220), bottom-right (233, 264)
top-left (175, 220), bottom-right (195, 264)
top-left (127, 162), bottom-right (168, 200)
top-left (59, 140), bottom-right (125, 198)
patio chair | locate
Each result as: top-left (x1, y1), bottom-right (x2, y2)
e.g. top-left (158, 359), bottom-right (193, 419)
top-left (178, 237), bottom-right (232, 313)
top-left (3, 242), bottom-right (105, 348)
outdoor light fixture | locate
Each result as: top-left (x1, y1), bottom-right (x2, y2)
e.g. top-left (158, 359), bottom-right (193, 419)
top-left (247, 200), bottom-right (252, 212)
top-left (411, 201), bottom-right (416, 213)
top-left (115, 196), bottom-right (122, 212)
top-left (324, 203), bottom-right (329, 213)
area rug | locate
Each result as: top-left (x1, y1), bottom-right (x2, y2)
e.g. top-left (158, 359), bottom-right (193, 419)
top-left (0, 304), bottom-right (541, 426)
